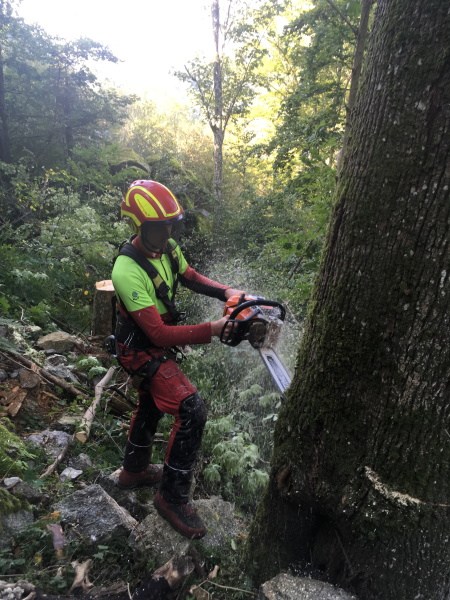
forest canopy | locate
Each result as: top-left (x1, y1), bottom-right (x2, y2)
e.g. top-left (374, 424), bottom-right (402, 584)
top-left (0, 0), bottom-right (359, 331)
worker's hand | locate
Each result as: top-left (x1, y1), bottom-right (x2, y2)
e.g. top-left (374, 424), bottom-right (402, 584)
top-left (211, 315), bottom-right (230, 337)
top-left (225, 288), bottom-right (247, 300)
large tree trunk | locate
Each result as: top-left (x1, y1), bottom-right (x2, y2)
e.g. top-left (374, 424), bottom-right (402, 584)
top-left (248, 1), bottom-right (450, 599)
top-left (341, 0), bottom-right (374, 156)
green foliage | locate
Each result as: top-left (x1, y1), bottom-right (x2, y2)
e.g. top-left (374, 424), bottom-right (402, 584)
top-left (270, 0), bottom-right (358, 174)
top-left (0, 12), bottom-right (134, 169)
top-left (181, 341), bottom-right (284, 508)
top-left (220, 0), bottom-right (362, 319)
top-left (0, 487), bottom-right (24, 516)
top-left (28, 301), bottom-right (52, 328)
top-left (204, 430), bottom-right (269, 503)
top-left (76, 356), bottom-right (107, 380)
top-left (0, 421), bottom-right (37, 478)
top-left (0, 1), bottom-right (382, 596)
top-left (0, 516), bottom-right (74, 591)
top-left (0, 295), bottom-right (11, 315)
top-left (0, 172), bottom-right (129, 331)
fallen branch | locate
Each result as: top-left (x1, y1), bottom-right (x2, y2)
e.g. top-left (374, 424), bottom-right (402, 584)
top-left (0, 350), bottom-right (89, 400)
top-left (190, 565), bottom-right (256, 599)
top-left (75, 367), bottom-right (117, 443)
top-left (191, 579), bottom-right (256, 597)
top-left (40, 437), bottom-right (72, 479)
top-left (69, 559), bottom-right (94, 593)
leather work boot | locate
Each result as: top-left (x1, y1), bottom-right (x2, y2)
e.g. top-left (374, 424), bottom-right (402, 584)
top-left (117, 464), bottom-right (163, 489)
top-left (153, 491), bottom-right (207, 539)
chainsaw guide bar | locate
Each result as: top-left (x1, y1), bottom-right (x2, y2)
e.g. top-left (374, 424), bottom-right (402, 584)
top-left (221, 295), bottom-right (292, 395)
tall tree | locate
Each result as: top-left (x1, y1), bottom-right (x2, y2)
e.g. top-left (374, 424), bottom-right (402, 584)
top-left (0, 0), bottom-right (16, 163)
top-left (0, 13), bottom-right (131, 168)
top-left (248, 1), bottom-right (450, 598)
top-left (177, 0), bottom-right (282, 213)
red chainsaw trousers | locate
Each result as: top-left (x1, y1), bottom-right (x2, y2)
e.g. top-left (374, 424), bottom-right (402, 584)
top-left (123, 358), bottom-right (207, 473)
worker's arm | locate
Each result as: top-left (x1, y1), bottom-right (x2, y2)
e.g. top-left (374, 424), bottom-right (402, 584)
top-left (179, 266), bottom-right (245, 301)
top-left (128, 305), bottom-right (228, 347)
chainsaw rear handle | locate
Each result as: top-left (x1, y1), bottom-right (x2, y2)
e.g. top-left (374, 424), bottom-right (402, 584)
top-left (227, 299), bottom-right (286, 322)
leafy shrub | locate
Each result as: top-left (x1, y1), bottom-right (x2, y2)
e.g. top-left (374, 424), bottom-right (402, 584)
top-left (76, 356), bottom-right (107, 380)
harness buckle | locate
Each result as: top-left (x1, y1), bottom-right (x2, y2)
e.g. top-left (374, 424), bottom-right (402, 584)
top-left (104, 335), bottom-right (117, 357)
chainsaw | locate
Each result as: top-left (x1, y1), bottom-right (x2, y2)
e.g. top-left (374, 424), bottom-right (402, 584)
top-left (220, 295), bottom-right (292, 395)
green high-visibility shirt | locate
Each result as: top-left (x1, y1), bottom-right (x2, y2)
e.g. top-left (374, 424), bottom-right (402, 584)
top-left (111, 240), bottom-right (188, 317)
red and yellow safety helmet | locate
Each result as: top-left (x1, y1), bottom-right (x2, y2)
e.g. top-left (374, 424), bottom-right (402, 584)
top-left (120, 180), bottom-right (184, 228)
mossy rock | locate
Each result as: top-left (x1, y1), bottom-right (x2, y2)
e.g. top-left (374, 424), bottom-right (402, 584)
top-left (0, 421), bottom-right (37, 478)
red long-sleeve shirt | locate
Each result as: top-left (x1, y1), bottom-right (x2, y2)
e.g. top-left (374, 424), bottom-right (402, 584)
top-left (116, 264), bottom-right (229, 348)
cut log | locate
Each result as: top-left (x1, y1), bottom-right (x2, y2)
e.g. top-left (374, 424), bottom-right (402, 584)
top-left (91, 280), bottom-right (115, 337)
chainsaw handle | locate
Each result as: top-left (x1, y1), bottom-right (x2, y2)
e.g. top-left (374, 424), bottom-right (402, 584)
top-left (228, 299), bottom-right (286, 322)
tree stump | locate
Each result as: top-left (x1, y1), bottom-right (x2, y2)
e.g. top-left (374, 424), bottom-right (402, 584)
top-left (91, 280), bottom-right (115, 337)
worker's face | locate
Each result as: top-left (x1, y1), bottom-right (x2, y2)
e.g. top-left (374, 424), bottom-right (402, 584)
top-left (140, 221), bottom-right (173, 253)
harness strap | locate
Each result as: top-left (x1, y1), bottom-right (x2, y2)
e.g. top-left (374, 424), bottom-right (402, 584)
top-left (118, 238), bottom-right (183, 323)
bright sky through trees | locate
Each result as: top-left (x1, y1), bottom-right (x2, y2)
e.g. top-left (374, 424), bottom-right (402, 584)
top-left (17, 0), bottom-right (214, 101)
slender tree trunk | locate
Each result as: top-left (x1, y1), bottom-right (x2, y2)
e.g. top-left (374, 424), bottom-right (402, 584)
top-left (62, 76), bottom-right (74, 160)
top-left (213, 126), bottom-right (223, 207)
top-left (212, 0), bottom-right (223, 207)
top-left (0, 42), bottom-right (11, 163)
top-left (248, 1), bottom-right (450, 598)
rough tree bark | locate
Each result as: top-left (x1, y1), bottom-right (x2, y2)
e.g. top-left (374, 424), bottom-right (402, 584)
top-left (341, 0), bottom-right (374, 156)
top-left (248, 1), bottom-right (450, 599)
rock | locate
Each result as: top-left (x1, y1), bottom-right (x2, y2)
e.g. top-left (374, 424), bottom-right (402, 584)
top-left (196, 496), bottom-right (243, 549)
top-left (55, 484), bottom-right (137, 544)
top-left (0, 369), bottom-right (7, 382)
top-left (99, 469), bottom-right (154, 522)
top-left (128, 496), bottom-right (243, 568)
top-left (26, 429), bottom-right (72, 459)
top-left (56, 414), bottom-right (79, 433)
top-left (0, 510), bottom-right (34, 550)
top-left (19, 325), bottom-right (43, 340)
top-left (59, 467), bottom-right (83, 482)
top-left (44, 354), bottom-right (68, 367)
top-left (47, 365), bottom-right (79, 383)
top-left (128, 505), bottom-right (191, 566)
top-left (68, 453), bottom-right (93, 470)
top-left (3, 477), bottom-right (22, 489)
top-left (9, 481), bottom-right (49, 506)
top-left (18, 368), bottom-right (41, 389)
top-left (43, 353), bottom-right (80, 382)
top-left (0, 580), bottom-right (36, 600)
top-left (37, 331), bottom-right (80, 353)
top-left (258, 573), bottom-right (357, 600)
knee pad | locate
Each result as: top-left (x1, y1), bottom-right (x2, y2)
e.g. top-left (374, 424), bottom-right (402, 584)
top-left (180, 393), bottom-right (207, 430)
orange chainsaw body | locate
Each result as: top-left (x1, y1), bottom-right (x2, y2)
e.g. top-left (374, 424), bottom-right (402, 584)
top-left (223, 294), bottom-right (261, 320)
top-left (221, 295), bottom-right (281, 348)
